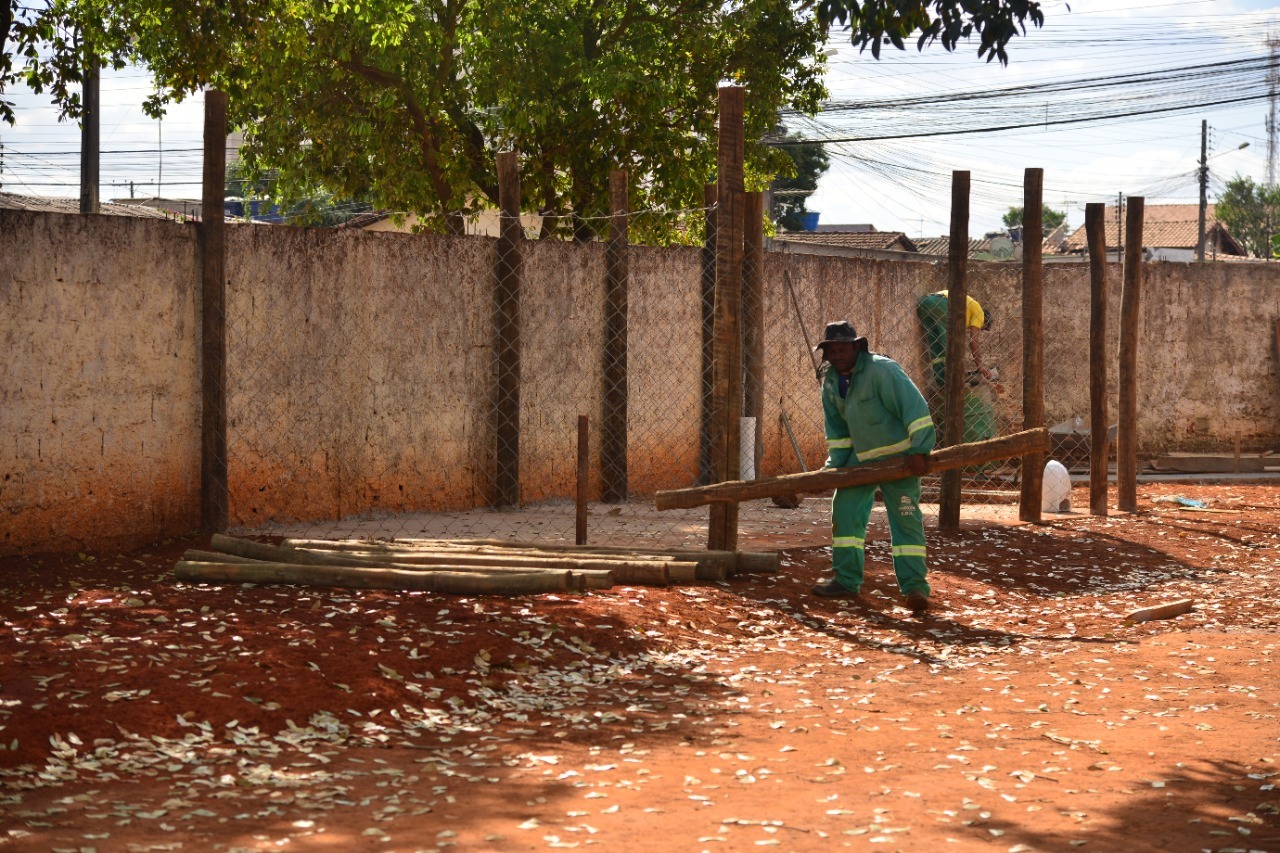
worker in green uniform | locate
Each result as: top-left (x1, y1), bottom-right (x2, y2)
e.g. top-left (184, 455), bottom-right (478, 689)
top-left (811, 321), bottom-right (935, 614)
top-left (915, 289), bottom-right (997, 444)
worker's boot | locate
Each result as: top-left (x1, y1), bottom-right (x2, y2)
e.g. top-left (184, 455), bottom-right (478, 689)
top-left (906, 590), bottom-right (930, 614)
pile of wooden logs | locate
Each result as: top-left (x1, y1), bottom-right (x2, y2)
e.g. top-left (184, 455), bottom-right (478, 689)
top-left (174, 534), bottom-right (779, 596)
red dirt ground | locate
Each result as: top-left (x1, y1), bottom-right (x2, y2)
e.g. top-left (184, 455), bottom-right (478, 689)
top-left (1, 482), bottom-right (1278, 852)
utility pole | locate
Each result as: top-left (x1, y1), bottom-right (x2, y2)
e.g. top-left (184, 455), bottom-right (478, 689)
top-left (79, 50), bottom-right (100, 214)
top-left (1197, 119), bottom-right (1208, 262)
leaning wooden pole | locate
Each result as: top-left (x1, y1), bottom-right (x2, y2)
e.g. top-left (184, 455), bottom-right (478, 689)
top-left (493, 151), bottom-right (523, 507)
top-left (657, 429), bottom-right (1048, 510)
top-left (1118, 196), bottom-right (1144, 512)
top-left (939, 170), bottom-right (970, 530)
top-left (200, 89), bottom-right (229, 533)
top-left (708, 85), bottom-right (746, 551)
top-left (601, 170), bottom-right (629, 502)
top-left (1018, 168), bottom-right (1045, 523)
top-left (1085, 202), bottom-right (1109, 516)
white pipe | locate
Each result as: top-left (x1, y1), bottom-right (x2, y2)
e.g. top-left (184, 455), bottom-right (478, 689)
top-left (740, 417), bottom-right (757, 481)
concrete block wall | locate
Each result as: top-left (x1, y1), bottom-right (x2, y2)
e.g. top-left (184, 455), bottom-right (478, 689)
top-left (1, 212), bottom-right (201, 553)
top-left (4, 208), bottom-right (1278, 555)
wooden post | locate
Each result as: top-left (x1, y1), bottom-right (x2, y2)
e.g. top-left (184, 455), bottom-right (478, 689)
top-left (1085, 202), bottom-right (1109, 516)
top-left (200, 89), bottom-right (229, 533)
top-left (1118, 196), bottom-right (1144, 512)
top-left (708, 85), bottom-right (745, 551)
top-left (494, 151), bottom-right (523, 507)
top-left (1019, 168), bottom-right (1045, 522)
top-left (602, 170), bottom-right (629, 502)
top-left (939, 170), bottom-right (970, 531)
top-left (742, 191), bottom-right (765, 478)
top-left (576, 415), bottom-right (589, 545)
top-left (699, 183), bottom-right (717, 486)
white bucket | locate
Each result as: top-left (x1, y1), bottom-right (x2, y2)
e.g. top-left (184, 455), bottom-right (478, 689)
top-left (1042, 459), bottom-right (1072, 513)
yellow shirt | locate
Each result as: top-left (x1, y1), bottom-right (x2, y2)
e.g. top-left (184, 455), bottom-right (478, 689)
top-left (935, 290), bottom-right (985, 329)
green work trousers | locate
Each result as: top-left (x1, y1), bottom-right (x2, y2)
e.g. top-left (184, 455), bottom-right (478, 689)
top-left (917, 291), bottom-right (950, 388)
top-left (831, 474), bottom-right (929, 596)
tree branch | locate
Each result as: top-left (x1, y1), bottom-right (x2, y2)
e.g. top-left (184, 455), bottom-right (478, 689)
top-left (339, 55), bottom-right (460, 228)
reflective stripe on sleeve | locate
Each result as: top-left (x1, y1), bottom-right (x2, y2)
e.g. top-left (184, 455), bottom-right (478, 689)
top-left (907, 415), bottom-right (932, 435)
top-left (856, 438), bottom-right (911, 462)
top-left (826, 437), bottom-right (853, 449)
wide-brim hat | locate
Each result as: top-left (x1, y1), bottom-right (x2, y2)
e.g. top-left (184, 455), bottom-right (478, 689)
top-left (814, 320), bottom-right (867, 353)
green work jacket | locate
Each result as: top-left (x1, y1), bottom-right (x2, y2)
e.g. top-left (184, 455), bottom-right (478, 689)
top-left (822, 352), bottom-right (936, 468)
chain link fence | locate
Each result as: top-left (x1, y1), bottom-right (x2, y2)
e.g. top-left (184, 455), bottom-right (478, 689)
top-left (222, 199), bottom-right (1093, 549)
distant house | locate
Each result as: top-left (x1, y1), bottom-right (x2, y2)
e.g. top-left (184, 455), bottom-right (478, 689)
top-left (774, 230), bottom-right (919, 253)
top-left (113, 196), bottom-right (203, 218)
top-left (913, 236), bottom-right (999, 259)
top-left (813, 223), bottom-right (877, 233)
top-left (1042, 223), bottom-right (1070, 255)
top-left (1057, 203), bottom-right (1244, 261)
top-left (2, 192), bottom-right (176, 220)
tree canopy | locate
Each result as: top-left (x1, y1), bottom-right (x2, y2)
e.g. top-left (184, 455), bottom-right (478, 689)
top-left (16, 0), bottom-right (827, 238)
top-left (3, 0), bottom-right (1049, 236)
top-left (770, 128), bottom-right (829, 231)
top-left (1002, 204), bottom-right (1066, 232)
top-left (1215, 175), bottom-right (1280, 259)
top-left (819, 0), bottom-right (1045, 64)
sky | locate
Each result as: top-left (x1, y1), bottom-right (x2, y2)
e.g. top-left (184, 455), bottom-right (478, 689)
top-left (804, 0), bottom-right (1280, 236)
top-left (1, 0), bottom-right (1279, 237)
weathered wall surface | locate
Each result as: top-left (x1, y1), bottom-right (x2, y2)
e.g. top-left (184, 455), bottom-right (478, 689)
top-left (5, 208), bottom-right (1278, 555)
top-left (967, 260), bottom-right (1280, 455)
top-left (225, 226), bottom-right (495, 527)
top-left (1138, 263), bottom-right (1277, 452)
top-left (1, 211), bottom-right (201, 554)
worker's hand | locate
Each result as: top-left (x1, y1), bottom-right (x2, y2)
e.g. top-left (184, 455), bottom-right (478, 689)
top-left (903, 453), bottom-right (930, 476)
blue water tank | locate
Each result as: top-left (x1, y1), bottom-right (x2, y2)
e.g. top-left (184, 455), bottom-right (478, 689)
top-left (800, 211), bottom-right (820, 231)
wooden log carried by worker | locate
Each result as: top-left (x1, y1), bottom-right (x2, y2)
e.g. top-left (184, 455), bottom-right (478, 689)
top-left (655, 428), bottom-right (1049, 511)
